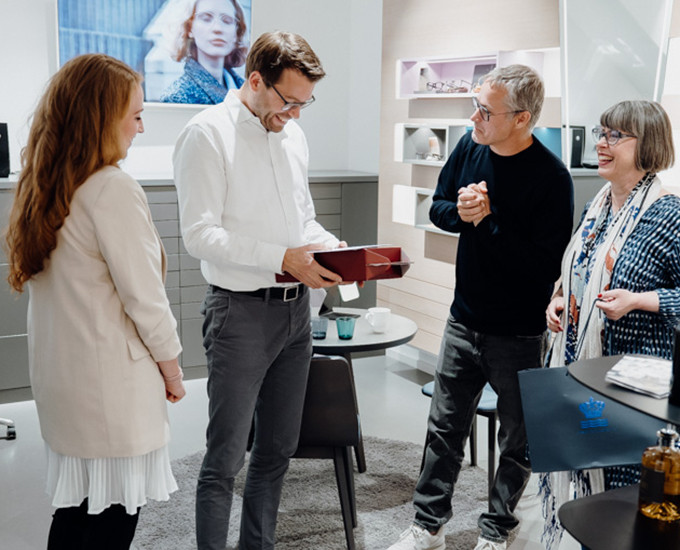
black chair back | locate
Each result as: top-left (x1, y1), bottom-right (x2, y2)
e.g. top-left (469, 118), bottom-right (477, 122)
top-left (296, 355), bottom-right (360, 450)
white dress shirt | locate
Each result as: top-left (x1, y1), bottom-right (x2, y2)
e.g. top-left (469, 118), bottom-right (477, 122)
top-left (174, 90), bottom-right (339, 291)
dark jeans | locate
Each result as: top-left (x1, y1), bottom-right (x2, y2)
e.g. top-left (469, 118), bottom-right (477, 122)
top-left (195, 286), bottom-right (312, 550)
top-left (414, 315), bottom-right (546, 542)
top-left (47, 498), bottom-right (139, 550)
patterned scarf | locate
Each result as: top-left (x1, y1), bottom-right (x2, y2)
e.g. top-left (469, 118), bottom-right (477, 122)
top-left (550, 173), bottom-right (659, 367)
top-left (540, 173), bottom-right (660, 550)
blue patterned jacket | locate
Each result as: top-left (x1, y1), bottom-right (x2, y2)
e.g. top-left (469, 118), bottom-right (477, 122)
top-left (604, 193), bottom-right (680, 359)
top-left (160, 58), bottom-right (244, 105)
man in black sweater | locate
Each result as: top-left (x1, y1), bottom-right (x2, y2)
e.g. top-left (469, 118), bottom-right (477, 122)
top-left (388, 65), bottom-right (574, 550)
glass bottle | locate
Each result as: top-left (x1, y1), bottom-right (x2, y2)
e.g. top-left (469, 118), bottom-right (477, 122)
top-left (639, 425), bottom-right (680, 523)
top-left (418, 67), bottom-right (429, 92)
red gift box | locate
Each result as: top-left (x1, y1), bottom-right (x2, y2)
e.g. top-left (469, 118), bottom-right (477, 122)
top-left (275, 245), bottom-right (411, 283)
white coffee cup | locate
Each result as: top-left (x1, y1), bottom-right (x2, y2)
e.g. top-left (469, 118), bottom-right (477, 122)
top-left (365, 307), bottom-right (391, 333)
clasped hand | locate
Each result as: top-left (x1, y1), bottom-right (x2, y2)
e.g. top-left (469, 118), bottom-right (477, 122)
top-left (457, 181), bottom-right (491, 226)
top-left (596, 289), bottom-right (655, 321)
top-left (282, 242), bottom-right (347, 289)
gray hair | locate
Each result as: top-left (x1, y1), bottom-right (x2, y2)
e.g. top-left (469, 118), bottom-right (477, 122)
top-left (600, 100), bottom-right (674, 173)
top-left (482, 64), bottom-right (544, 129)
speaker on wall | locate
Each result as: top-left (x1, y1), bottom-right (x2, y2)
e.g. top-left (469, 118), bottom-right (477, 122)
top-left (0, 123), bottom-right (9, 178)
top-left (570, 126), bottom-right (585, 169)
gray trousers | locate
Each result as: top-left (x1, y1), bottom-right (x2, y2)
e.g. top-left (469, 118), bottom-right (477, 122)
top-left (195, 285), bottom-right (312, 550)
top-left (415, 315), bottom-right (546, 542)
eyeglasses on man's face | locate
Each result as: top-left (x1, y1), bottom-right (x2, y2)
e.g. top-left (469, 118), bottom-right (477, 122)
top-left (472, 97), bottom-right (524, 122)
top-left (270, 84), bottom-right (315, 112)
top-left (591, 125), bottom-right (637, 147)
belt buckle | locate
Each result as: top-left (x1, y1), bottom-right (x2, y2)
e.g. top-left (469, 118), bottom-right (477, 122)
top-left (283, 285), bottom-right (299, 302)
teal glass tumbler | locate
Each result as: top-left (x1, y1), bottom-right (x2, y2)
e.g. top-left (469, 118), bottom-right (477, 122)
top-left (336, 316), bottom-right (356, 340)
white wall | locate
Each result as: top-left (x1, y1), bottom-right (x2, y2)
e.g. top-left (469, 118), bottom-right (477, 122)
top-left (0, 0), bottom-right (382, 174)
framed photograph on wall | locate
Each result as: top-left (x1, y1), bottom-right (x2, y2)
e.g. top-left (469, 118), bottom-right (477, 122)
top-left (57, 0), bottom-right (252, 106)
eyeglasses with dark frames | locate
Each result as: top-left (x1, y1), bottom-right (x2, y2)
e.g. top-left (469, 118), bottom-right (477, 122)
top-left (472, 97), bottom-right (524, 122)
top-left (591, 125), bottom-right (637, 146)
top-left (270, 84), bottom-right (315, 112)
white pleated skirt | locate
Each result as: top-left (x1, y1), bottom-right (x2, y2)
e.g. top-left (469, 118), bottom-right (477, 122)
top-left (45, 443), bottom-right (178, 515)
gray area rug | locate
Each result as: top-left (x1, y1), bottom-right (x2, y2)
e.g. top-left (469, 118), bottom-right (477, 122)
top-left (133, 436), bottom-right (491, 549)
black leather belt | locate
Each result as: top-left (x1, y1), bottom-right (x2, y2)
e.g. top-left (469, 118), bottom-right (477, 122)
top-left (213, 285), bottom-right (304, 302)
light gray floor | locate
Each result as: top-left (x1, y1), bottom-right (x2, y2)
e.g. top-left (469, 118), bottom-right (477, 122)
top-left (0, 350), bottom-right (551, 549)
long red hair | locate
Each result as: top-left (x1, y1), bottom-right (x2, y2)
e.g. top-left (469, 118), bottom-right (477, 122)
top-left (5, 53), bottom-right (142, 292)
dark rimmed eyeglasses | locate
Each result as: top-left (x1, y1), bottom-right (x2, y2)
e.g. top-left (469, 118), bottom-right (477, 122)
top-left (270, 84), bottom-right (315, 112)
top-left (472, 97), bottom-right (524, 122)
top-left (591, 125), bottom-right (637, 146)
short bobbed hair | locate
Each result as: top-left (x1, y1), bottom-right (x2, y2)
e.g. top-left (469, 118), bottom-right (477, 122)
top-left (245, 31), bottom-right (325, 86)
top-left (482, 64), bottom-right (544, 130)
top-left (600, 100), bottom-right (675, 173)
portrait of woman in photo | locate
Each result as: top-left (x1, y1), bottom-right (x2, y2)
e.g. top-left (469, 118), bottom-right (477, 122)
top-left (161, 0), bottom-right (249, 104)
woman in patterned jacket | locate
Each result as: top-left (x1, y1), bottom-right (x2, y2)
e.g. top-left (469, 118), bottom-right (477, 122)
top-left (541, 99), bottom-right (680, 549)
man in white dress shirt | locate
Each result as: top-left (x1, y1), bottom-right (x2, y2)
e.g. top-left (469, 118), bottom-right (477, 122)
top-left (173, 31), bottom-right (344, 550)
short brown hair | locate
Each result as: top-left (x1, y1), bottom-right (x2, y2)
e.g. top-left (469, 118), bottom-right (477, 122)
top-left (245, 31), bottom-right (325, 86)
top-left (483, 64), bottom-right (544, 129)
top-left (600, 100), bottom-right (675, 173)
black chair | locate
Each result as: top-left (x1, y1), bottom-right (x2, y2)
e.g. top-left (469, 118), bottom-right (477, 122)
top-left (247, 355), bottom-right (360, 550)
top-left (294, 355), bottom-right (360, 550)
top-left (420, 381), bottom-right (497, 511)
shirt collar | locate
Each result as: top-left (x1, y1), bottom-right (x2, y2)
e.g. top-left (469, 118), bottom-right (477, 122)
top-left (224, 89), bottom-right (276, 134)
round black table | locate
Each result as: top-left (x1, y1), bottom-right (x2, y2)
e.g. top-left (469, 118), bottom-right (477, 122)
top-left (567, 354), bottom-right (680, 425)
top-left (312, 307), bottom-right (418, 472)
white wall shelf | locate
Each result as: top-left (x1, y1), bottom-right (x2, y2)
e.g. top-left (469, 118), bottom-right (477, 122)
top-left (396, 48), bottom-right (560, 100)
top-left (396, 53), bottom-right (496, 99)
top-left (394, 121), bottom-right (470, 167)
top-left (392, 184), bottom-right (458, 236)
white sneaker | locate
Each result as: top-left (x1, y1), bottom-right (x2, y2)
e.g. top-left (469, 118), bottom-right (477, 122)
top-left (473, 536), bottom-right (507, 550)
top-left (387, 524), bottom-right (445, 550)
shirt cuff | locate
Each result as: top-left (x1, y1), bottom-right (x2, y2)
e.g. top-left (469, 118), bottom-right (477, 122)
top-left (258, 243), bottom-right (288, 275)
top-left (655, 289), bottom-right (680, 327)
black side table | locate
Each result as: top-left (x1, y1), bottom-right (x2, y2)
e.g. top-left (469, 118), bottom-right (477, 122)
top-left (558, 483), bottom-right (680, 549)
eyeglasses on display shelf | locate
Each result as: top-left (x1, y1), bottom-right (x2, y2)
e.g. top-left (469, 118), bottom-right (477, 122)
top-left (426, 79), bottom-right (471, 94)
top-left (414, 152), bottom-right (444, 161)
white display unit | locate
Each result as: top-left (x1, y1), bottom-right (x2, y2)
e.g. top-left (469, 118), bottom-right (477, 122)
top-left (396, 53), bottom-right (495, 99)
top-left (396, 48), bottom-right (560, 100)
top-left (394, 121), bottom-right (470, 167)
top-left (392, 184), bottom-right (457, 236)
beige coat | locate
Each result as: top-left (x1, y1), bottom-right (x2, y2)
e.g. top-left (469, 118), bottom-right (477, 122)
top-left (27, 166), bottom-right (182, 458)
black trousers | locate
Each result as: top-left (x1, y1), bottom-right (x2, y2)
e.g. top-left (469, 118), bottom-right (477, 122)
top-left (47, 498), bottom-right (140, 550)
